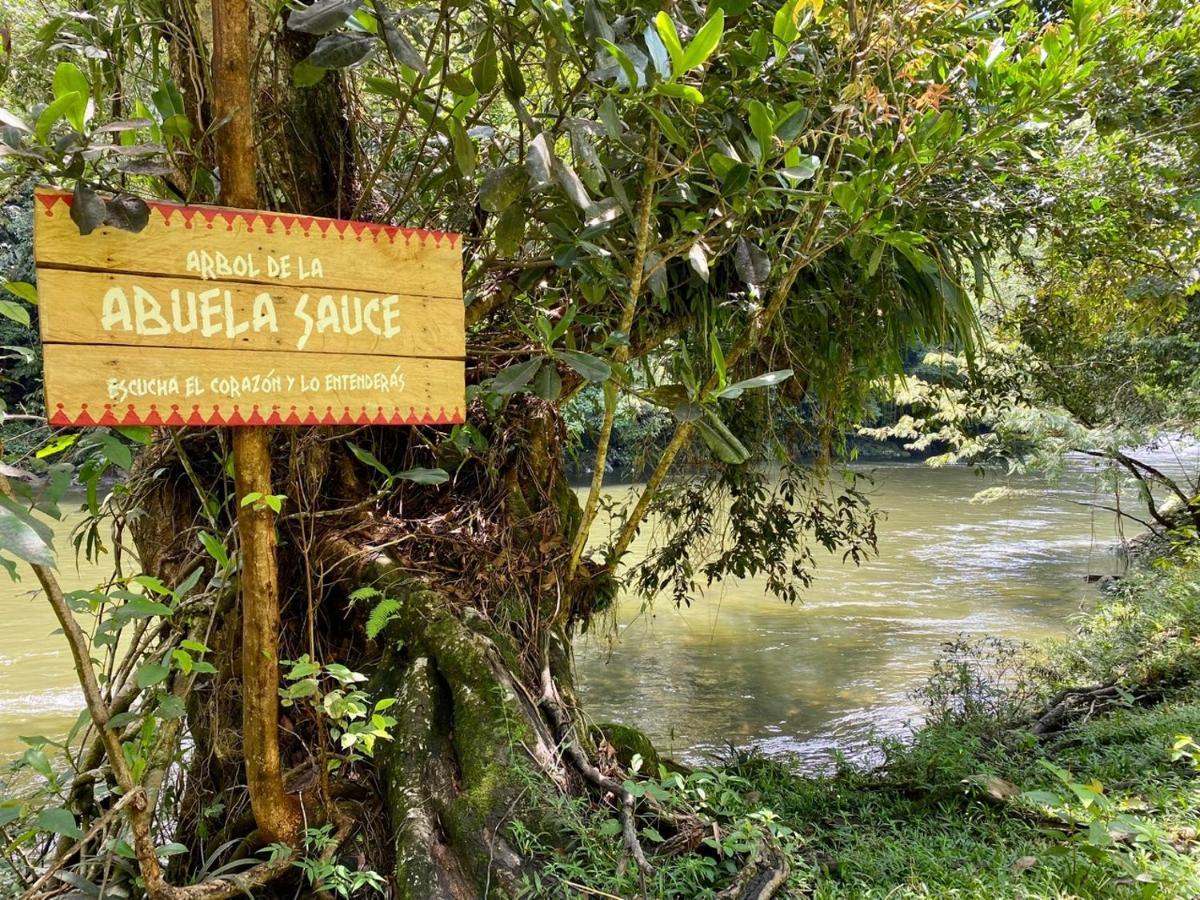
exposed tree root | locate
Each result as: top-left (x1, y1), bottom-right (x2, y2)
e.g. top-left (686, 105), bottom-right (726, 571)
top-left (716, 838), bottom-right (790, 900)
top-left (539, 665), bottom-right (652, 876)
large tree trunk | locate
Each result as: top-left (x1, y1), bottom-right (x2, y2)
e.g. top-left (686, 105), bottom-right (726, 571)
top-left (126, 399), bottom-right (613, 895)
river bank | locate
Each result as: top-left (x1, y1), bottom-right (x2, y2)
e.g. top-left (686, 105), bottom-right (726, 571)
top-left (526, 535), bottom-right (1200, 898)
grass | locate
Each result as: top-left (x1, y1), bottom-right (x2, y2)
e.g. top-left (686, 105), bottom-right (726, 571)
top-left (518, 536), bottom-right (1200, 898)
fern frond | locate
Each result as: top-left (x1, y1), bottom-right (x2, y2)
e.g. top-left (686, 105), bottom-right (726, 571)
top-left (366, 597), bottom-right (402, 640)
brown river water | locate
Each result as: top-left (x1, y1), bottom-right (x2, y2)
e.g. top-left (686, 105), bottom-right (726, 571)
top-left (1, 452), bottom-right (1194, 764)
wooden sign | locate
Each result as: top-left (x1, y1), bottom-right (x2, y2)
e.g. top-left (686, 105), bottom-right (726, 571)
top-left (33, 187), bottom-right (465, 427)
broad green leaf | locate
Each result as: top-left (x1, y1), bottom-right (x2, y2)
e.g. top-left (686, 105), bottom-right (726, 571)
top-left (97, 432), bottom-right (133, 470)
top-left (448, 118), bottom-right (476, 177)
top-left (395, 468), bottom-right (450, 485)
top-left (716, 369), bottom-right (794, 399)
top-left (654, 12), bottom-right (684, 76)
top-left (472, 30), bottom-right (498, 92)
top-left (52, 63), bottom-right (90, 131)
top-left (137, 661), bottom-right (170, 689)
top-left (304, 32), bottom-right (376, 68)
top-left (678, 10), bottom-right (724, 74)
top-left (373, 0), bottom-right (427, 73)
top-left (479, 165), bottom-right (528, 213)
top-left (35, 92), bottom-right (81, 143)
top-left (293, 61), bottom-right (328, 87)
top-left (557, 349), bottom-right (611, 382)
top-left (655, 82), bottom-right (704, 104)
top-left (598, 40), bottom-right (639, 90)
top-left (37, 808), bottom-right (81, 839)
top-left (781, 154), bottom-right (820, 182)
top-left (748, 100), bottom-right (774, 164)
top-left (532, 362), bottom-right (562, 400)
top-left (36, 434), bottom-right (78, 459)
top-left (492, 357), bottom-right (544, 394)
top-left (695, 409), bottom-right (750, 464)
top-left (70, 181), bottom-right (107, 236)
top-left (0, 496), bottom-right (55, 567)
top-left (494, 204), bottom-right (525, 255)
top-left (445, 72), bottom-right (475, 96)
top-left (773, 0), bottom-right (800, 45)
top-left (197, 531), bottom-right (230, 569)
top-left (2, 281), bottom-right (37, 304)
top-left (288, 0), bottom-right (362, 34)
top-left (115, 597), bottom-right (174, 620)
top-left (0, 300), bottom-right (29, 326)
top-left (347, 442), bottom-right (391, 477)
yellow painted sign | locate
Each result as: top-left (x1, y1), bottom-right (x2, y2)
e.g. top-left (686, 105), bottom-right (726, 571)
top-left (34, 187), bottom-right (465, 427)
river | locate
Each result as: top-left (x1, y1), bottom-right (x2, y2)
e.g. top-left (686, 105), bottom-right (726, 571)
top-left (0, 453), bottom-right (1190, 762)
top-left (574, 457), bottom-right (1154, 769)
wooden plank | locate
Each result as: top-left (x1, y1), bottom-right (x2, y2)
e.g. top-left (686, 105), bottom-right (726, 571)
top-left (37, 269), bottom-right (465, 359)
top-left (33, 187), bottom-right (462, 301)
top-left (43, 344), bottom-right (465, 428)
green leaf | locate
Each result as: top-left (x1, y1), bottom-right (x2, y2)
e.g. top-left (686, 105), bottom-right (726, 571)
top-left (197, 531), bottom-right (230, 570)
top-left (599, 39), bottom-right (639, 90)
top-left (532, 362), bottom-right (562, 400)
top-left (781, 154), bottom-right (820, 182)
top-left (695, 409), bottom-right (750, 464)
top-left (0, 300), bottom-right (29, 326)
top-left (288, 0), bottom-right (362, 34)
top-left (116, 597), bottom-right (174, 620)
top-left (104, 194), bottom-right (150, 233)
top-left (748, 100), bottom-right (774, 164)
top-left (557, 350), bottom-right (611, 382)
top-left (644, 25), bottom-right (671, 80)
top-left (479, 165), bottom-right (528, 213)
top-left (2, 281), bottom-right (37, 304)
top-left (373, 0), bottom-right (427, 73)
top-left (654, 12), bottom-right (684, 76)
top-left (304, 32), bottom-right (376, 68)
top-left (472, 30), bottom-right (498, 92)
top-left (70, 181), bottom-right (107, 236)
top-left (654, 82), bottom-right (704, 104)
top-left (97, 432), bottom-right (133, 470)
top-left (52, 62), bottom-right (89, 131)
top-left (293, 60), bottom-right (328, 87)
top-left (445, 72), bottom-right (475, 96)
top-left (36, 434), bottom-right (78, 459)
top-left (394, 468), bottom-right (449, 485)
top-left (137, 661), bottom-right (170, 689)
top-left (773, 0), bottom-right (800, 46)
top-left (347, 442), bottom-right (391, 477)
top-left (494, 204), bottom-right (525, 256)
top-left (716, 368), bottom-right (794, 399)
top-left (679, 10), bottom-right (724, 73)
top-left (492, 357), bottom-right (544, 395)
top-left (37, 808), bottom-right (82, 839)
top-left (0, 496), bottom-right (55, 567)
top-left (448, 118), bottom-right (476, 178)
top-left (35, 92), bottom-right (82, 143)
